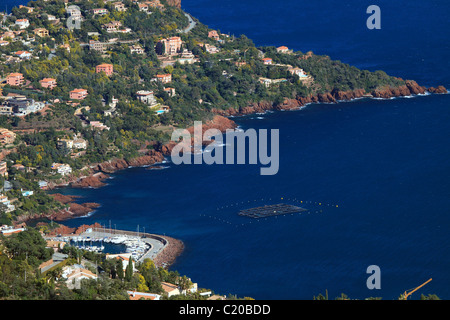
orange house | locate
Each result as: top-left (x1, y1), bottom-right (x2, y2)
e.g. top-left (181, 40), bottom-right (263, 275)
top-left (208, 30), bottom-right (220, 40)
top-left (156, 74), bottom-right (172, 84)
top-left (96, 63), bottom-right (114, 76)
top-left (40, 78), bottom-right (57, 89)
top-left (276, 46), bottom-right (289, 53)
top-left (262, 58), bottom-right (272, 65)
top-left (70, 89), bottom-right (88, 100)
top-left (6, 73), bottom-right (24, 86)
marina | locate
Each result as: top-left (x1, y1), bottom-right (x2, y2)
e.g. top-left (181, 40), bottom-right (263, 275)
top-left (238, 203), bottom-right (307, 219)
top-left (47, 226), bottom-right (168, 264)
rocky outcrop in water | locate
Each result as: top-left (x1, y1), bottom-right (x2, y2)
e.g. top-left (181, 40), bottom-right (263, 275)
top-left (427, 86), bottom-right (447, 94)
top-left (160, 115), bottom-right (238, 156)
top-left (47, 193), bottom-right (101, 221)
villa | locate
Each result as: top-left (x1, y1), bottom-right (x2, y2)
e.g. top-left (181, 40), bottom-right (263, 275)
top-left (89, 121), bottom-right (110, 131)
top-left (51, 163), bottom-right (72, 176)
top-left (89, 40), bottom-right (108, 53)
top-left (130, 45), bottom-right (145, 55)
top-left (40, 78), bottom-right (57, 89)
top-left (164, 87), bottom-right (176, 97)
top-left (259, 77), bottom-right (288, 88)
top-left (15, 51), bottom-right (32, 59)
top-left (262, 57), bottom-right (273, 65)
top-left (208, 30), bottom-right (220, 41)
top-left (62, 265), bottom-right (98, 289)
top-left (288, 66), bottom-right (307, 77)
top-left (18, 5), bottom-right (34, 13)
top-left (1, 226), bottom-right (24, 236)
top-left (136, 90), bottom-right (157, 106)
top-left (91, 8), bottom-right (109, 15)
top-left (57, 138), bottom-right (74, 150)
top-left (6, 73), bottom-right (24, 86)
top-left (0, 161), bottom-right (7, 177)
top-left (70, 89), bottom-right (88, 100)
top-left (15, 19), bottom-right (30, 29)
top-left (0, 128), bottom-right (16, 145)
top-left (0, 194), bottom-right (16, 213)
top-left (177, 49), bottom-right (198, 64)
top-left (204, 44), bottom-right (219, 54)
top-left (276, 46), bottom-right (292, 54)
top-left (4, 97), bottom-right (45, 116)
top-left (96, 63), bottom-right (114, 76)
top-left (34, 28), bottom-right (49, 37)
top-left (113, 2), bottom-right (127, 11)
top-left (73, 139), bottom-right (88, 150)
top-left (159, 36), bottom-right (182, 55)
top-left (156, 74), bottom-right (172, 84)
top-left (138, 3), bottom-right (149, 12)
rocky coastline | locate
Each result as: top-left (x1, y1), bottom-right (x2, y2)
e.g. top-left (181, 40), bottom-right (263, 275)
top-left (212, 81), bottom-right (448, 117)
top-left (30, 83), bottom-right (446, 267)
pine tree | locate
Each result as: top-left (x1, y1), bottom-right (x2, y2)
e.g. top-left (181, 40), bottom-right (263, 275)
top-left (117, 259), bottom-right (124, 280)
top-left (125, 257), bottom-right (133, 282)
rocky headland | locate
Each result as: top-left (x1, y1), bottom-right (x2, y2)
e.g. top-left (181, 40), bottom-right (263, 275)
top-left (212, 81), bottom-right (447, 116)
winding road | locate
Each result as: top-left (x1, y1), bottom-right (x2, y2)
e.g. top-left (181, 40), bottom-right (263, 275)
top-left (181, 12), bottom-right (197, 33)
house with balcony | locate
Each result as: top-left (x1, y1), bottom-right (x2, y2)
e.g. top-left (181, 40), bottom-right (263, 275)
top-left (159, 36), bottom-right (182, 55)
top-left (0, 128), bottom-right (16, 145)
top-left (89, 40), bottom-right (108, 53)
top-left (34, 28), bottom-right (49, 37)
top-left (155, 73), bottom-right (172, 84)
top-left (40, 78), bottom-right (57, 89)
top-left (70, 89), bottom-right (88, 100)
top-left (0, 161), bottom-right (7, 177)
top-left (6, 73), bottom-right (24, 86)
top-left (208, 30), bottom-right (220, 41)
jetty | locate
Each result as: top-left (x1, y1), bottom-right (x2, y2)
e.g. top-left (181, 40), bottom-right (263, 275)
top-left (46, 226), bottom-right (168, 264)
top-left (238, 203), bottom-right (307, 219)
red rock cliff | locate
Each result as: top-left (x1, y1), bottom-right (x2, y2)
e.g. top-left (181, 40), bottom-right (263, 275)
top-left (166, 0), bottom-right (181, 8)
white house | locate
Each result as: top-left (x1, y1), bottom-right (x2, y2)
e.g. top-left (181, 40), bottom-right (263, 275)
top-left (62, 265), bottom-right (98, 289)
top-left (15, 19), bottom-right (30, 29)
top-left (51, 163), bottom-right (72, 176)
top-left (73, 139), bottom-right (87, 149)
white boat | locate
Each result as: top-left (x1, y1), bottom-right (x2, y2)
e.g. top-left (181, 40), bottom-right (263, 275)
top-left (110, 236), bottom-right (128, 244)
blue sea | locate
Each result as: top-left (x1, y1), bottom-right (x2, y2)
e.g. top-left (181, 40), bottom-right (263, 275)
top-left (7, 0), bottom-right (450, 299)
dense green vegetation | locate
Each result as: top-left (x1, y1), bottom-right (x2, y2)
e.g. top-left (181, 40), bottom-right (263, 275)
top-left (0, 228), bottom-right (228, 300)
top-left (0, 0), bottom-right (412, 223)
